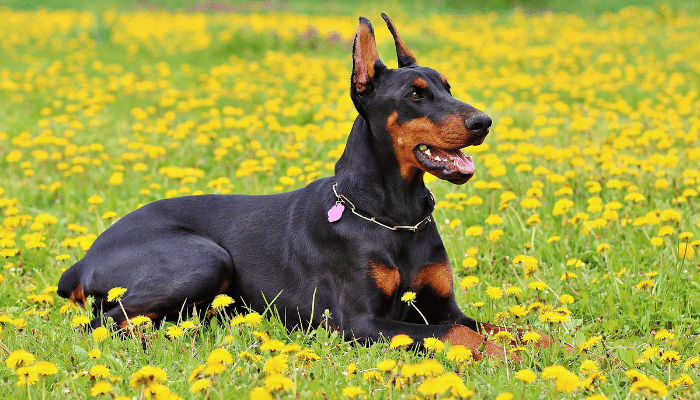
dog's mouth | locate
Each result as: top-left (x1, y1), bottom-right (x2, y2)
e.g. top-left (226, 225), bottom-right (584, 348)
top-left (414, 144), bottom-right (475, 184)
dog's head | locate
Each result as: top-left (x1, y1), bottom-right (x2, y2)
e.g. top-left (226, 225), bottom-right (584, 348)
top-left (351, 14), bottom-right (491, 185)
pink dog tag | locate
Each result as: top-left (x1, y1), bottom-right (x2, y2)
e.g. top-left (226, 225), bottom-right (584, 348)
top-left (328, 203), bottom-right (344, 222)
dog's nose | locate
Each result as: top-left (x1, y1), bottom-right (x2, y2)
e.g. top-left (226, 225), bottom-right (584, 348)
top-left (465, 114), bottom-right (492, 133)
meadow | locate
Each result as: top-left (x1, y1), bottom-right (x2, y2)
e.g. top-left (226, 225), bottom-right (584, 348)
top-left (1, 2), bottom-right (699, 399)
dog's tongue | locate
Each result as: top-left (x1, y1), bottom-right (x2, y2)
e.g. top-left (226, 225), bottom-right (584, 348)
top-left (437, 149), bottom-right (474, 175)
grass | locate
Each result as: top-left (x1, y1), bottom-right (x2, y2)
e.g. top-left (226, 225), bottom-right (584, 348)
top-left (1, 2), bottom-right (699, 400)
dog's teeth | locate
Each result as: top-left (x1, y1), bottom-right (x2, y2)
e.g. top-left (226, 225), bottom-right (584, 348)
top-left (435, 156), bottom-right (441, 161)
top-left (425, 149), bottom-right (431, 156)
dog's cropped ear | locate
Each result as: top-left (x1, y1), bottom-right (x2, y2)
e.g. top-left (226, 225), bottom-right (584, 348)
top-left (381, 13), bottom-right (417, 68)
top-left (352, 16), bottom-right (385, 95)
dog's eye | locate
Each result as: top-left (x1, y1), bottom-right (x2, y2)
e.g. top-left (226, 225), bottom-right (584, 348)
top-left (409, 91), bottom-right (422, 100)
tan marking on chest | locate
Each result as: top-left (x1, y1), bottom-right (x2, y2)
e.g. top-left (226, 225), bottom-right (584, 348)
top-left (367, 261), bottom-right (400, 297)
top-left (412, 261), bottom-right (453, 297)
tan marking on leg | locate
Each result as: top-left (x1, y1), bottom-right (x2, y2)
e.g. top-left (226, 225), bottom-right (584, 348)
top-left (413, 261), bottom-right (453, 297)
top-left (367, 261), bottom-right (400, 297)
top-left (218, 279), bottom-right (230, 294)
top-left (69, 284), bottom-right (86, 306)
top-left (441, 325), bottom-right (507, 360)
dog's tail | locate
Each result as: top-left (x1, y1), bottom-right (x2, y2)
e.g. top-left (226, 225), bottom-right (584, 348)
top-left (57, 262), bottom-right (86, 305)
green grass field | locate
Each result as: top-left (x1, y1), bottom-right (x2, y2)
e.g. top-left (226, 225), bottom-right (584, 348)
top-left (1, 2), bottom-right (699, 399)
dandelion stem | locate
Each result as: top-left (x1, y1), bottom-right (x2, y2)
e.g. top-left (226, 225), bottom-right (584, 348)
top-left (411, 302), bottom-right (429, 325)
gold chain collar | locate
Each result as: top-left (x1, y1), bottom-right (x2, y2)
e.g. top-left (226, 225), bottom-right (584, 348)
top-left (331, 183), bottom-right (435, 232)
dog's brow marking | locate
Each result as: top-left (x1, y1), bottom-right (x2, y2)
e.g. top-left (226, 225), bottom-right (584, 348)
top-left (413, 78), bottom-right (428, 89)
top-left (439, 74), bottom-right (449, 86)
top-left (413, 261), bottom-right (453, 297)
top-left (367, 261), bottom-right (400, 297)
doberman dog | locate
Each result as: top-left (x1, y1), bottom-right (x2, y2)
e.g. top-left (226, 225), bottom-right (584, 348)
top-left (58, 14), bottom-right (551, 359)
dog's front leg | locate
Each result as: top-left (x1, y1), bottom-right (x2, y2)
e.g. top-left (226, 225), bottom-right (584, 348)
top-left (352, 317), bottom-right (510, 360)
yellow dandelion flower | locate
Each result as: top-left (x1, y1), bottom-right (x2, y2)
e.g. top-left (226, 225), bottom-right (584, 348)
top-left (363, 370), bottom-right (384, 384)
top-left (165, 326), bottom-right (184, 339)
top-left (376, 359), bottom-right (396, 372)
top-left (345, 363), bottom-right (357, 378)
top-left (280, 344), bottom-right (300, 354)
top-left (417, 376), bottom-right (451, 396)
top-left (462, 257), bottom-right (478, 269)
top-left (87, 349), bottom-right (101, 359)
top-left (460, 275), bottom-right (479, 290)
top-left (423, 337), bottom-right (445, 353)
top-left (129, 315), bottom-right (151, 327)
top-left (244, 312), bottom-right (263, 326)
top-left (5, 350), bottom-right (35, 370)
top-left (16, 366), bottom-right (39, 386)
top-left (486, 286), bottom-right (503, 299)
top-left (92, 326), bottom-right (109, 342)
top-left (190, 378), bottom-right (212, 393)
top-left (515, 369), bottom-right (537, 383)
top-left (630, 376), bottom-right (668, 397)
top-left (542, 365), bottom-right (569, 380)
top-left (341, 386), bottom-right (364, 398)
top-left (559, 294), bottom-right (574, 304)
top-left (528, 281), bottom-right (548, 291)
top-left (412, 359), bottom-right (444, 376)
top-left (211, 294), bottom-right (234, 310)
top-left (401, 291), bottom-right (416, 302)
top-left (87, 195), bottom-right (104, 204)
top-left (264, 374), bottom-right (294, 391)
top-left (263, 354), bottom-right (288, 375)
top-left (508, 304), bottom-right (527, 318)
top-left (446, 345), bottom-right (472, 362)
top-left (260, 339), bottom-right (284, 352)
top-left (678, 242), bottom-right (695, 259)
top-left (660, 350), bottom-right (681, 364)
top-left (107, 287), bottom-right (127, 302)
top-left (188, 364), bottom-right (206, 383)
top-left (635, 279), bottom-right (654, 290)
top-left (207, 348), bottom-right (233, 365)
top-left (90, 381), bottom-right (113, 396)
top-left (249, 387), bottom-right (272, 400)
top-left (492, 331), bottom-right (515, 346)
top-left (485, 214), bottom-right (504, 225)
top-left (101, 211), bottom-right (118, 219)
top-left (504, 286), bottom-right (522, 296)
top-left (669, 373), bottom-right (694, 388)
top-left (129, 365), bottom-right (167, 389)
top-left (495, 392), bottom-right (513, 400)
top-left (296, 349), bottom-right (320, 363)
top-left (578, 335), bottom-right (602, 352)
top-left (33, 361), bottom-right (58, 376)
top-left (89, 365), bottom-right (111, 378)
top-left (684, 355), bottom-right (700, 370)
top-left (650, 236), bottom-right (664, 246)
top-left (654, 329), bottom-right (674, 340)
top-left (464, 226), bottom-right (483, 236)
top-left (71, 315), bottom-right (90, 328)
top-left (560, 271), bottom-right (578, 280)
top-left (389, 334), bottom-right (414, 349)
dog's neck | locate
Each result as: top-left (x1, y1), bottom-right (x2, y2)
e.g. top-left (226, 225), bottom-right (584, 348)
top-left (334, 116), bottom-right (434, 226)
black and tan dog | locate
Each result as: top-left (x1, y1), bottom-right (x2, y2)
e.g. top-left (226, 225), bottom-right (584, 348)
top-left (58, 14), bottom-right (549, 359)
